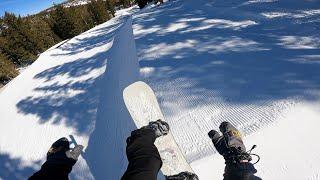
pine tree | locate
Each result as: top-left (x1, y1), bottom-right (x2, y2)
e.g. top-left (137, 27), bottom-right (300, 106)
top-left (0, 17), bottom-right (4, 33)
top-left (106, 0), bottom-right (116, 17)
top-left (119, 0), bottom-right (132, 8)
top-left (88, 0), bottom-right (110, 25)
top-left (69, 5), bottom-right (95, 33)
top-left (51, 5), bottom-right (79, 40)
top-left (26, 15), bottom-right (59, 53)
top-left (0, 0), bottom-right (120, 85)
top-left (0, 52), bottom-right (18, 85)
top-left (0, 12), bottom-right (35, 65)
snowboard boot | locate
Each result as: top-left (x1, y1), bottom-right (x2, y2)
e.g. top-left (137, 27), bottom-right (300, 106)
top-left (142, 119), bottom-right (170, 138)
top-left (166, 171), bottom-right (199, 180)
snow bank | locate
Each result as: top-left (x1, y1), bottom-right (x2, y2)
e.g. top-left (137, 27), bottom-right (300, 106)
top-left (84, 16), bottom-right (140, 180)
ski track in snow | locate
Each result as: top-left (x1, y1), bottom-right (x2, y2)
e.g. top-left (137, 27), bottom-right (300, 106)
top-left (0, 0), bottom-right (320, 179)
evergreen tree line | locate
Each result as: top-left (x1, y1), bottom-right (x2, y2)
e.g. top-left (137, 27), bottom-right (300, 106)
top-left (0, 0), bottom-right (133, 86)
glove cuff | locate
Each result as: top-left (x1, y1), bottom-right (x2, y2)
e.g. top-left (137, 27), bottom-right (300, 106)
top-left (224, 149), bottom-right (252, 164)
top-left (224, 162), bottom-right (257, 179)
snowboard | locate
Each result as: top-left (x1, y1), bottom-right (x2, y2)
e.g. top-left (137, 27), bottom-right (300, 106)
top-left (123, 81), bottom-right (194, 177)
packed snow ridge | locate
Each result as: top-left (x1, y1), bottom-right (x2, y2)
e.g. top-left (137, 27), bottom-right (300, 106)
top-left (0, 0), bottom-right (320, 179)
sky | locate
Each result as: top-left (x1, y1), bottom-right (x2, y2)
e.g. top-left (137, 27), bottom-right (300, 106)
top-left (0, 0), bottom-right (66, 17)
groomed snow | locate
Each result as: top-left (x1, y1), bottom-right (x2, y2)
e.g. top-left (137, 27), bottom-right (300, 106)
top-left (0, 0), bottom-right (320, 179)
top-left (134, 0), bottom-right (320, 179)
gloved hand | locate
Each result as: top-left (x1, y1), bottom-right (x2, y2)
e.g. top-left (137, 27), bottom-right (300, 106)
top-left (47, 137), bottom-right (83, 166)
top-left (29, 137), bottom-right (83, 179)
top-left (166, 171), bottom-right (199, 180)
top-left (208, 122), bottom-right (252, 164)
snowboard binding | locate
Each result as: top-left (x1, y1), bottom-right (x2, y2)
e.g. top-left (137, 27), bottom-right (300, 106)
top-left (143, 119), bottom-right (170, 138)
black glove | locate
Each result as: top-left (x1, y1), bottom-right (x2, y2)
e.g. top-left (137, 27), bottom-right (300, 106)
top-left (29, 137), bottom-right (83, 180)
top-left (46, 137), bottom-right (83, 166)
top-left (208, 122), bottom-right (252, 164)
top-left (166, 171), bottom-right (199, 180)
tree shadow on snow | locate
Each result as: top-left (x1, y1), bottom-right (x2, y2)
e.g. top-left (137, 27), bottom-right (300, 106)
top-left (133, 0), bottom-right (320, 120)
top-left (15, 14), bottom-right (147, 179)
top-left (132, 0), bottom-right (320, 163)
top-left (16, 53), bottom-right (106, 135)
top-left (0, 153), bottom-right (41, 180)
top-left (16, 16), bottom-right (129, 135)
top-left (14, 15), bottom-right (135, 179)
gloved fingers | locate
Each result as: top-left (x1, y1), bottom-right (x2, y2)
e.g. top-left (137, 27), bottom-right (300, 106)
top-left (219, 121), bottom-right (243, 141)
top-left (208, 130), bottom-right (222, 144)
top-left (219, 121), bottom-right (238, 134)
top-left (66, 145), bottom-right (84, 160)
top-left (47, 137), bottom-right (70, 156)
top-left (166, 171), bottom-right (199, 180)
top-left (219, 122), bottom-right (246, 151)
top-left (183, 171), bottom-right (199, 180)
top-left (155, 119), bottom-right (170, 135)
top-left (51, 137), bottom-right (70, 149)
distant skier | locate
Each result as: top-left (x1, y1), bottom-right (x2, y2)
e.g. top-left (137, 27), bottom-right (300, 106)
top-left (29, 121), bottom-right (259, 180)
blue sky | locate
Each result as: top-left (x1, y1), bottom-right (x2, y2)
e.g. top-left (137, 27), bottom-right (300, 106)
top-left (0, 0), bottom-right (66, 17)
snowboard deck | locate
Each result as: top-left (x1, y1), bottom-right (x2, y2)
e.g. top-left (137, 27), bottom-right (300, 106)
top-left (123, 81), bottom-right (193, 176)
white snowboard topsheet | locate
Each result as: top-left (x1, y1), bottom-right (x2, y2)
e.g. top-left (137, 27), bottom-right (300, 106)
top-left (123, 81), bottom-right (194, 176)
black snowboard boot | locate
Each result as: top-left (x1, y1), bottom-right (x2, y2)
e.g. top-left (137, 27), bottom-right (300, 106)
top-left (166, 171), bottom-right (199, 180)
top-left (142, 119), bottom-right (170, 138)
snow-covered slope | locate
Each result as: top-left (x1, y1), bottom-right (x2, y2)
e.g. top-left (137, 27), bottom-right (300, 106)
top-left (133, 0), bottom-right (320, 179)
top-left (0, 14), bottom-right (138, 179)
top-left (0, 0), bottom-right (320, 179)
